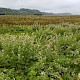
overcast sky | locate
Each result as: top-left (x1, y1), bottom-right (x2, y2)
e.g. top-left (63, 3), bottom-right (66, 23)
top-left (0, 0), bottom-right (80, 14)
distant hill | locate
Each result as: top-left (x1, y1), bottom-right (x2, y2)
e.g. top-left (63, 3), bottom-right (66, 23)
top-left (55, 13), bottom-right (72, 16)
top-left (0, 7), bottom-right (72, 16)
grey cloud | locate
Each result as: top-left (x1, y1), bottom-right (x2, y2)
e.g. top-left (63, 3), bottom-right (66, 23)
top-left (0, 0), bottom-right (80, 14)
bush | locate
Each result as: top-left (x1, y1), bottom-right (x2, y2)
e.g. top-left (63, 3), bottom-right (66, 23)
top-left (0, 24), bottom-right (80, 80)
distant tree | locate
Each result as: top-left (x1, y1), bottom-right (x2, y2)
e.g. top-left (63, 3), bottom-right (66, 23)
top-left (0, 13), bottom-right (5, 15)
top-left (34, 14), bottom-right (42, 15)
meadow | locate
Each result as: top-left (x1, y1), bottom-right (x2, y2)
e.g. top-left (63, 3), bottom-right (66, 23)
top-left (0, 15), bottom-right (80, 80)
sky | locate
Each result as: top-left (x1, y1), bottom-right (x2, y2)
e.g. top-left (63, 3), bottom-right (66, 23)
top-left (0, 0), bottom-right (80, 14)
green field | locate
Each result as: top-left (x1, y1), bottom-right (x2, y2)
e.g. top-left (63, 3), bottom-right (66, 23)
top-left (0, 16), bottom-right (80, 80)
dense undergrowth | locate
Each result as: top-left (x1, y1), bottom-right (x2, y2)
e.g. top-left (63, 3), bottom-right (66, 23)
top-left (0, 24), bottom-right (80, 80)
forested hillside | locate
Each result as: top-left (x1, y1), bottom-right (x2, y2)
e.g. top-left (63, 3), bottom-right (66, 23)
top-left (0, 8), bottom-right (72, 16)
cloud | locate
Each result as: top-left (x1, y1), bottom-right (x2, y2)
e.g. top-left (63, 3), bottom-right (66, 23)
top-left (0, 0), bottom-right (80, 14)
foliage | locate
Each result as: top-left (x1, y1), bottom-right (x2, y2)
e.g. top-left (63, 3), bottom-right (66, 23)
top-left (0, 24), bottom-right (80, 80)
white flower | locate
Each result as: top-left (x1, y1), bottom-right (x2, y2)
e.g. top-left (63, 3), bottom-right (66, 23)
top-left (41, 71), bottom-right (45, 75)
top-left (78, 73), bottom-right (80, 80)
